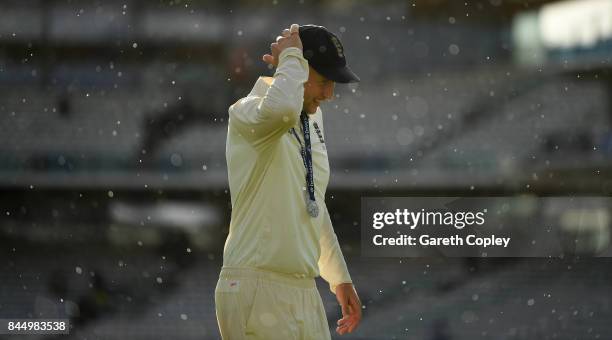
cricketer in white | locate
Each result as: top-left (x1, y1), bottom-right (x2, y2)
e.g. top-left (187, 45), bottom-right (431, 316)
top-left (215, 40), bottom-right (361, 339)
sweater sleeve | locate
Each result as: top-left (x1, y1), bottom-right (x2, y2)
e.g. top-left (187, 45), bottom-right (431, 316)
top-left (318, 204), bottom-right (353, 294)
top-left (228, 47), bottom-right (309, 150)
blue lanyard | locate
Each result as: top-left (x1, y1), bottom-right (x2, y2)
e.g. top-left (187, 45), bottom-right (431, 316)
top-left (290, 112), bottom-right (318, 217)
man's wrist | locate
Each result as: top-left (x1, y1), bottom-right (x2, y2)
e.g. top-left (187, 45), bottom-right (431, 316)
top-left (277, 47), bottom-right (308, 70)
top-left (279, 47), bottom-right (304, 60)
top-left (275, 47), bottom-right (309, 84)
top-left (333, 281), bottom-right (354, 292)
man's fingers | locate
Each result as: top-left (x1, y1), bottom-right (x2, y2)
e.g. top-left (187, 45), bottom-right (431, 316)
top-left (337, 318), bottom-right (350, 327)
top-left (338, 314), bottom-right (357, 326)
top-left (337, 313), bottom-right (357, 330)
top-left (290, 23), bottom-right (299, 34)
top-left (336, 318), bottom-right (356, 335)
top-left (337, 303), bottom-right (361, 335)
top-left (335, 285), bottom-right (362, 335)
top-left (262, 54), bottom-right (275, 65)
top-left (282, 29), bottom-right (290, 37)
top-left (270, 42), bottom-right (280, 54)
top-left (336, 324), bottom-right (349, 335)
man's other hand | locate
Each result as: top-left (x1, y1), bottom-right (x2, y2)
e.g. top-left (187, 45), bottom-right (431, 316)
top-left (262, 23), bottom-right (303, 68)
top-left (335, 283), bottom-right (362, 335)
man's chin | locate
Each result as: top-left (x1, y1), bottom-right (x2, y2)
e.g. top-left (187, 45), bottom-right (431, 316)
top-left (305, 105), bottom-right (318, 114)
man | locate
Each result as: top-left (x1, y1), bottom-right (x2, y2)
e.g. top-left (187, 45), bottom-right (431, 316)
top-left (215, 24), bottom-right (362, 339)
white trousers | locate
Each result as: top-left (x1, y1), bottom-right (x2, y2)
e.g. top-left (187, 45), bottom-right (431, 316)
top-left (215, 267), bottom-right (332, 340)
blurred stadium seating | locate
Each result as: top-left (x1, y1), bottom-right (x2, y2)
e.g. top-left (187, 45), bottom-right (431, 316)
top-left (1, 0), bottom-right (611, 339)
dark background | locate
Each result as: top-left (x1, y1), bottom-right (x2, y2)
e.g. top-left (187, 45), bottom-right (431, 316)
top-left (1, 0), bottom-right (612, 338)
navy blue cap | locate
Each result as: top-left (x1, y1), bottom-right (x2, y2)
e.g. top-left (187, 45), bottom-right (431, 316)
top-left (298, 25), bottom-right (360, 83)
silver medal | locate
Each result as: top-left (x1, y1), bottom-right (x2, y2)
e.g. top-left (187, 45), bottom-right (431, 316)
top-left (307, 200), bottom-right (319, 218)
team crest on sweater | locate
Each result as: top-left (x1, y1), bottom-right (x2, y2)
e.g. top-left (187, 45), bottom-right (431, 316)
top-left (287, 123), bottom-right (326, 149)
top-left (313, 122), bottom-right (325, 144)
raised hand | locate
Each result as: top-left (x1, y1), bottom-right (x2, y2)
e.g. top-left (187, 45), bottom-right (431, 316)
top-left (262, 24), bottom-right (303, 68)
